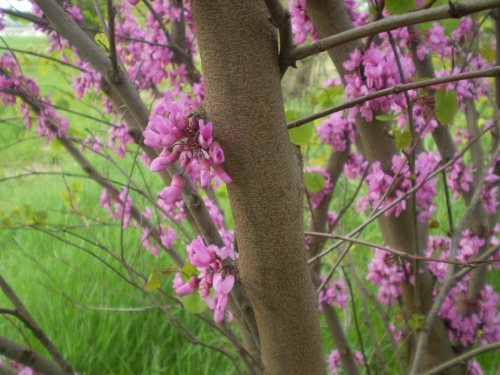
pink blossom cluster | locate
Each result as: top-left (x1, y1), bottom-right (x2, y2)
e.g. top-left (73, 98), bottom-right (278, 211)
top-left (416, 22), bottom-right (452, 60)
top-left (439, 282), bottom-right (499, 347)
top-left (317, 276), bottom-right (348, 312)
top-left (0, 53), bottom-right (68, 141)
top-left (357, 153), bottom-right (439, 222)
top-left (144, 99), bottom-right (231, 202)
top-left (305, 166), bottom-right (333, 208)
top-left (71, 62), bottom-right (101, 100)
top-left (140, 207), bottom-right (177, 256)
top-left (366, 249), bottom-right (408, 305)
top-left (288, 0), bottom-right (318, 45)
top-left (481, 160), bottom-right (499, 215)
top-left (343, 45), bottom-right (415, 122)
top-left (326, 349), bottom-right (363, 374)
top-left (31, 2), bottom-right (82, 52)
top-left (425, 235), bottom-right (452, 282)
top-left (99, 187), bottom-right (132, 228)
top-left (317, 112), bottom-right (356, 152)
top-left (343, 153), bottom-right (368, 180)
top-left (447, 158), bottom-right (474, 199)
top-left (108, 123), bottom-right (133, 158)
top-left (173, 236), bottom-right (237, 322)
top-left (115, 0), bottom-right (197, 91)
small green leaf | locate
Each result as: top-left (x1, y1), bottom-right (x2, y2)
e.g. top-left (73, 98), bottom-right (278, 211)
top-left (434, 88), bottom-right (458, 126)
top-left (144, 270), bottom-right (161, 292)
top-left (441, 19), bottom-right (460, 35)
top-left (288, 123), bottom-right (314, 147)
top-left (408, 314), bottom-right (426, 331)
top-left (182, 293), bottom-right (206, 314)
top-left (480, 45), bottom-right (496, 62)
top-left (395, 129), bottom-right (413, 150)
top-left (95, 33), bottom-right (110, 50)
top-left (385, 0), bottom-right (415, 14)
top-left (375, 114), bottom-right (393, 122)
top-left (304, 171), bottom-right (325, 193)
top-left (181, 262), bottom-right (199, 282)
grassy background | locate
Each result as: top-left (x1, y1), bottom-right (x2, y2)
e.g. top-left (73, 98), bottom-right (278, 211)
top-left (0, 36), bottom-right (498, 374)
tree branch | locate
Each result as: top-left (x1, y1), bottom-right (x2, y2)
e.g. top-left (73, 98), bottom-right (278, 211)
top-left (0, 336), bottom-right (67, 375)
top-left (289, 0), bottom-right (500, 63)
top-left (287, 66), bottom-right (500, 129)
top-left (263, 0), bottom-right (295, 76)
top-left (420, 342), bottom-right (500, 375)
top-left (0, 275), bottom-right (72, 374)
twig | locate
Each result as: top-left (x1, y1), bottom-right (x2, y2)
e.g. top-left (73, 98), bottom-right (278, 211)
top-left (289, 0), bottom-right (500, 63)
top-left (287, 66), bottom-right (500, 129)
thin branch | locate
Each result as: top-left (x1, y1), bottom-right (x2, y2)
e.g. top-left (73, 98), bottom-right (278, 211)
top-left (420, 342), bottom-right (500, 375)
top-left (0, 46), bottom-right (87, 71)
top-left (305, 232), bottom-right (496, 268)
top-left (106, 0), bottom-right (121, 82)
top-left (0, 275), bottom-right (72, 374)
top-left (0, 336), bottom-right (66, 375)
top-left (287, 66), bottom-right (500, 129)
top-left (289, 0), bottom-right (500, 63)
top-left (263, 0), bottom-right (295, 75)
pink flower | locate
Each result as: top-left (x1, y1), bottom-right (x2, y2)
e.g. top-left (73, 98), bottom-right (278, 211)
top-left (209, 141), bottom-right (225, 165)
top-left (213, 273), bottom-right (235, 323)
top-left (199, 159), bottom-right (211, 188)
top-left (198, 120), bottom-right (213, 149)
top-left (158, 175), bottom-right (186, 204)
top-left (150, 149), bottom-right (180, 172)
top-left (173, 274), bottom-right (198, 296)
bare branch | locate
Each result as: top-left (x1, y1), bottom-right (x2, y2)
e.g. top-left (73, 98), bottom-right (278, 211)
top-left (0, 275), bottom-right (72, 374)
top-left (289, 0), bottom-right (500, 63)
top-left (0, 336), bottom-right (67, 375)
top-left (263, 0), bottom-right (295, 75)
top-left (421, 342), bottom-right (500, 375)
top-left (288, 66), bottom-right (500, 129)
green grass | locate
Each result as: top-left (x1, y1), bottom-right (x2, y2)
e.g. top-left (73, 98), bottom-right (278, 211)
top-left (0, 35), bottom-right (498, 375)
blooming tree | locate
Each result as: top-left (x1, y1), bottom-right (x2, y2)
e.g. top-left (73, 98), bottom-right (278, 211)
top-left (0, 0), bottom-right (499, 374)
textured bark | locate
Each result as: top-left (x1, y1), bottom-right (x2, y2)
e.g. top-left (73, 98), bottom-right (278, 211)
top-left (305, 1), bottom-right (463, 373)
top-left (191, 2), bottom-right (324, 374)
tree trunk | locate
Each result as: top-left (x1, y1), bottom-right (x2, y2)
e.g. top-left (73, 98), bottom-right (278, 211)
top-left (191, 2), bottom-right (325, 374)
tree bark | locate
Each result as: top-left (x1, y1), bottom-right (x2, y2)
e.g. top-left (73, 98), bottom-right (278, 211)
top-left (190, 2), bottom-right (324, 374)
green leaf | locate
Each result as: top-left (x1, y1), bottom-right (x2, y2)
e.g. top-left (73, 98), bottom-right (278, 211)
top-left (144, 270), bottom-right (161, 292)
top-left (304, 171), bottom-right (325, 193)
top-left (395, 129), bottom-right (413, 150)
top-left (434, 88), bottom-right (458, 126)
top-left (441, 19), bottom-right (460, 35)
top-left (408, 314), bottom-right (426, 331)
top-left (314, 86), bottom-right (344, 108)
top-left (288, 123), bottom-right (314, 147)
top-left (95, 33), bottom-right (110, 50)
top-left (385, 0), bottom-right (415, 14)
top-left (181, 262), bottom-right (198, 282)
top-left (480, 45), bottom-right (496, 62)
top-left (375, 114), bottom-right (393, 122)
top-left (182, 293), bottom-right (206, 314)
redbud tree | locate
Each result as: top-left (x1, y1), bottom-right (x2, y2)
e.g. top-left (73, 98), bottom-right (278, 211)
top-left (0, 0), bottom-right (499, 374)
